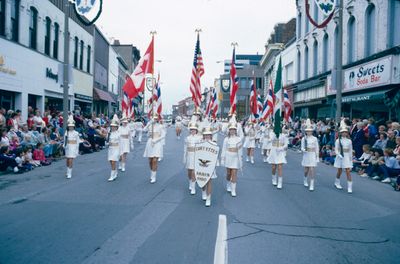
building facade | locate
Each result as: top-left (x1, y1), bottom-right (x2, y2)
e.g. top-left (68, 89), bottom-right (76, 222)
top-left (293, 0), bottom-right (400, 121)
top-left (0, 0), bottom-right (94, 119)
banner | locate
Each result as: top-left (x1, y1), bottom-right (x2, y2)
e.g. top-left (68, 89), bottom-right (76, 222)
top-left (194, 141), bottom-right (220, 188)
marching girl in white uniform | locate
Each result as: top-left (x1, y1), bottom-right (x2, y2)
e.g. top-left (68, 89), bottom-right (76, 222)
top-left (201, 126), bottom-right (218, 207)
top-left (261, 124), bottom-right (273, 163)
top-left (183, 121), bottom-right (202, 195)
top-left (135, 120), bottom-right (144, 143)
top-left (107, 115), bottom-right (121, 182)
top-left (143, 115), bottom-right (166, 183)
top-left (301, 119), bottom-right (319, 191)
top-left (221, 115), bottom-right (243, 197)
top-left (118, 116), bottom-right (132, 172)
top-left (64, 115), bottom-right (81, 179)
top-left (211, 119), bottom-right (220, 143)
top-left (267, 126), bottom-right (289, 189)
top-left (175, 116), bottom-right (183, 139)
top-left (129, 119), bottom-right (136, 144)
top-left (255, 123), bottom-right (263, 149)
top-left (334, 120), bottom-right (354, 193)
top-left (243, 121), bottom-right (256, 164)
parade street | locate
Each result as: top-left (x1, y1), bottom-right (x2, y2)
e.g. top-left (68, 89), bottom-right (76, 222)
top-left (0, 128), bottom-right (399, 264)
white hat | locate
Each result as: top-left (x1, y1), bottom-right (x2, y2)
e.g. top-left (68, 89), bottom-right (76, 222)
top-left (110, 114), bottom-right (120, 127)
top-left (304, 119), bottom-right (313, 132)
top-left (67, 115), bottom-right (75, 127)
top-left (202, 126), bottom-right (213, 135)
top-left (228, 114), bottom-right (238, 130)
top-left (339, 119), bottom-right (349, 133)
top-left (189, 122), bottom-right (198, 130)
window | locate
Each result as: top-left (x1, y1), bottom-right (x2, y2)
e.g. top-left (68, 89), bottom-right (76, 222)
top-left (313, 1), bottom-right (319, 24)
top-left (74, 37), bottom-right (78, 68)
top-left (347, 16), bottom-right (356, 63)
top-left (305, 12), bottom-right (310, 34)
top-left (53, 23), bottom-right (59, 59)
top-left (44, 17), bottom-right (51, 56)
top-left (79, 40), bottom-right (84, 70)
top-left (87, 45), bottom-right (91, 73)
top-left (240, 78), bottom-right (248, 89)
top-left (29, 7), bottom-right (38, 50)
top-left (388, 0), bottom-right (400, 47)
top-left (0, 0), bottom-right (5, 36)
top-left (297, 12), bottom-right (302, 38)
top-left (322, 34), bottom-right (329, 72)
top-left (365, 4), bottom-right (376, 57)
top-left (296, 50), bottom-right (301, 81)
top-left (313, 40), bottom-right (318, 76)
top-left (304, 45), bottom-right (309, 79)
top-left (10, 0), bottom-right (20, 42)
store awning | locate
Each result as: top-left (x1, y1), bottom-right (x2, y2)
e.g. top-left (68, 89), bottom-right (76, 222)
top-left (341, 90), bottom-right (389, 103)
top-left (93, 88), bottom-right (116, 103)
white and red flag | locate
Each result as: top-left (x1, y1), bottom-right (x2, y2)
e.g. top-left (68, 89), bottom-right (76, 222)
top-left (249, 78), bottom-right (258, 121)
top-left (189, 34), bottom-right (204, 108)
top-left (229, 48), bottom-right (239, 115)
top-left (211, 88), bottom-right (219, 119)
top-left (261, 79), bottom-right (275, 121)
top-left (283, 88), bottom-right (292, 123)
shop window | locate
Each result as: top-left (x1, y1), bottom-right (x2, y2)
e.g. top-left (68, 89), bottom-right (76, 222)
top-left (347, 16), bottom-right (356, 63)
top-left (322, 33), bottom-right (329, 72)
top-left (365, 4), bottom-right (376, 57)
top-left (53, 23), bottom-right (59, 59)
top-left (313, 40), bottom-right (318, 76)
top-left (11, 0), bottom-right (20, 42)
top-left (0, 91), bottom-right (15, 111)
top-left (79, 40), bottom-right (84, 70)
top-left (44, 17), bottom-right (51, 56)
top-left (74, 37), bottom-right (78, 68)
top-left (0, 0), bottom-right (5, 36)
top-left (388, 0), bottom-right (400, 47)
top-left (304, 45), bottom-right (309, 79)
top-left (87, 45), bottom-right (91, 73)
top-left (29, 7), bottom-right (38, 50)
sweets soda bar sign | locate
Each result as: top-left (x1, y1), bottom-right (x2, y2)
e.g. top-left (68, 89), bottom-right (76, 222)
top-left (327, 56), bottom-right (393, 95)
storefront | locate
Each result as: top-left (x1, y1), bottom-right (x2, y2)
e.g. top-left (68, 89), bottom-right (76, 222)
top-left (93, 88), bottom-right (116, 115)
top-left (73, 69), bottom-right (94, 116)
top-left (327, 54), bottom-right (400, 121)
top-left (293, 78), bottom-right (328, 119)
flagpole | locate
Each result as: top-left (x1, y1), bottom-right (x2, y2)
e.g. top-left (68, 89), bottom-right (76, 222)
top-left (195, 28), bottom-right (202, 117)
top-left (230, 42), bottom-right (238, 117)
top-left (150, 30), bottom-right (157, 139)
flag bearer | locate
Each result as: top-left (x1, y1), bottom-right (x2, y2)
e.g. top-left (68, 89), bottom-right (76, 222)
top-left (64, 115), bottom-right (81, 179)
top-left (244, 120), bottom-right (256, 164)
top-left (175, 116), bottom-right (183, 139)
top-left (267, 126), bottom-right (289, 189)
top-left (118, 115), bottom-right (132, 172)
top-left (301, 119), bottom-right (319, 191)
top-left (261, 123), bottom-right (273, 162)
top-left (183, 121), bottom-right (201, 195)
top-left (201, 126), bottom-right (218, 207)
top-left (143, 115), bottom-right (166, 183)
top-left (221, 115), bottom-right (243, 197)
top-left (108, 115), bottom-right (121, 182)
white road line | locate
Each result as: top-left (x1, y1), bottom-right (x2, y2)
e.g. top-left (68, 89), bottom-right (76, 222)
top-left (214, 214), bottom-right (228, 264)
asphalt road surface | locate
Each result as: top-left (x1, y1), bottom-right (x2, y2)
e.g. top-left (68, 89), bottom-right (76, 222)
top-left (0, 127), bottom-right (399, 264)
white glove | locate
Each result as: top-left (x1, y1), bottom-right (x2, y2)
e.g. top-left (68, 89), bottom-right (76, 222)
top-left (337, 154), bottom-right (343, 159)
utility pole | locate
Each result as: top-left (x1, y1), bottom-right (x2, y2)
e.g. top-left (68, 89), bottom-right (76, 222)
top-left (335, 0), bottom-right (344, 123)
top-left (62, 0), bottom-right (70, 131)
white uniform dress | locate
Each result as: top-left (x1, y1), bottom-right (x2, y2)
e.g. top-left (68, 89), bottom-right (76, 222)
top-left (243, 126), bottom-right (256, 149)
top-left (135, 121), bottom-right (143, 142)
top-left (175, 121), bottom-right (182, 130)
top-left (301, 135), bottom-right (319, 167)
top-left (183, 134), bottom-right (202, 169)
top-left (65, 130), bottom-right (81, 158)
top-left (334, 137), bottom-right (353, 169)
top-left (118, 125), bottom-right (131, 154)
top-left (211, 122), bottom-right (220, 142)
top-left (221, 136), bottom-right (243, 169)
top-left (267, 133), bottom-right (288, 164)
top-left (108, 131), bottom-right (120, 161)
top-left (143, 122), bottom-right (166, 158)
top-left (262, 128), bottom-right (273, 151)
top-left (129, 122), bottom-right (136, 140)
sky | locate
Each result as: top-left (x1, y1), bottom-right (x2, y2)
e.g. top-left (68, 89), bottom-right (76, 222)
top-left (96, 0), bottom-right (297, 114)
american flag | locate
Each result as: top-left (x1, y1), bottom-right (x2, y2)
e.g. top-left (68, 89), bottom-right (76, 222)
top-left (211, 88), bottom-right (219, 119)
top-left (148, 74), bottom-right (160, 118)
top-left (257, 94), bottom-right (263, 116)
top-left (157, 84), bottom-right (162, 118)
top-left (261, 79), bottom-right (275, 121)
top-left (229, 48), bottom-right (239, 115)
top-left (189, 34), bottom-right (204, 108)
top-left (283, 88), bottom-right (292, 123)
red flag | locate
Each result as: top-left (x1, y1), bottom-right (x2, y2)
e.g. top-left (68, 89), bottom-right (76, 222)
top-left (131, 37), bottom-right (154, 93)
top-left (229, 48), bottom-right (238, 115)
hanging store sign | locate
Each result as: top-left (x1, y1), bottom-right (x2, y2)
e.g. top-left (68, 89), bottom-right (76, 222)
top-left (306, 0), bottom-right (336, 28)
top-left (70, 0), bottom-right (103, 26)
top-left (327, 56), bottom-right (393, 95)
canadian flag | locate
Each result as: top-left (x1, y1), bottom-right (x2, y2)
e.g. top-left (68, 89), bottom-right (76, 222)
top-left (131, 36), bottom-right (154, 93)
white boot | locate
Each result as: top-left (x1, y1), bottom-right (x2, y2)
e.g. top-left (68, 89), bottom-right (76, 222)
top-left (188, 179), bottom-right (192, 190)
top-left (118, 163), bottom-right (122, 170)
top-left (66, 168), bottom-right (72, 179)
top-left (309, 179), bottom-right (314, 191)
top-left (303, 177), bottom-right (309, 187)
top-left (205, 195), bottom-right (211, 207)
top-left (250, 156), bottom-right (254, 164)
top-left (226, 181), bottom-right (232, 192)
top-left (190, 181), bottom-right (196, 195)
top-left (347, 181), bottom-right (353, 193)
top-left (150, 171), bottom-right (157, 183)
top-left (108, 170), bottom-right (117, 181)
top-left (121, 163), bottom-right (125, 172)
top-left (334, 178), bottom-right (343, 190)
top-left (272, 174), bottom-right (277, 186)
top-left (202, 190), bottom-right (207, 201)
top-left (231, 182), bottom-right (237, 197)
top-left (277, 177), bottom-right (283, 189)
top-left (263, 157), bottom-right (267, 163)
top-left (246, 157), bottom-right (249, 162)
